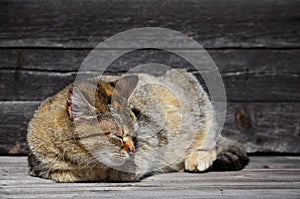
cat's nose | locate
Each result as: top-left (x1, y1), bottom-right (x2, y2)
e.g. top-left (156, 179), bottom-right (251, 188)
top-left (122, 137), bottom-right (135, 156)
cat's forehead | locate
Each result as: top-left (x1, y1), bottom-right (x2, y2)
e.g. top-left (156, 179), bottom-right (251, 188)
top-left (98, 119), bottom-right (119, 131)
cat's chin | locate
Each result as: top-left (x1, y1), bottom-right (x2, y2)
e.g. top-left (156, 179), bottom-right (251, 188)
top-left (109, 158), bottom-right (127, 167)
top-left (98, 151), bottom-right (130, 167)
top-left (109, 151), bottom-right (130, 166)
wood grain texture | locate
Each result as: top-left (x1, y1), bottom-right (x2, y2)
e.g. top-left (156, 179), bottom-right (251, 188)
top-left (1, 49), bottom-right (300, 73)
top-left (0, 101), bottom-right (299, 154)
top-left (1, 69), bottom-right (299, 101)
top-left (224, 103), bottom-right (300, 153)
top-left (0, 0), bottom-right (299, 48)
top-left (1, 49), bottom-right (299, 101)
top-left (0, 102), bottom-right (40, 154)
top-left (0, 156), bottom-right (299, 199)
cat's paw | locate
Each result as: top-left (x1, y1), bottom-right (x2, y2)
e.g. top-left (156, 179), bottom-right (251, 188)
top-left (184, 150), bottom-right (217, 172)
top-left (212, 144), bottom-right (249, 171)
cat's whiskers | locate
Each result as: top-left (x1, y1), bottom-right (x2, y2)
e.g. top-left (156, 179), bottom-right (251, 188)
top-left (86, 159), bottom-right (100, 174)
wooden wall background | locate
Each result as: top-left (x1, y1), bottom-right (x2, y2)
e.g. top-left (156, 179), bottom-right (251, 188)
top-left (0, 0), bottom-right (299, 155)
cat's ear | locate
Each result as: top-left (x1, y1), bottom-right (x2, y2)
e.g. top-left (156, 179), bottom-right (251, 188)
top-left (114, 75), bottom-right (139, 100)
top-left (67, 86), bottom-right (96, 119)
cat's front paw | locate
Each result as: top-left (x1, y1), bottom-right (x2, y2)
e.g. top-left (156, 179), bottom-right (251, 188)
top-left (184, 150), bottom-right (217, 172)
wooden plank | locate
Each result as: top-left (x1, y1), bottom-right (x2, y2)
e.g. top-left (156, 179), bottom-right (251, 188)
top-left (0, 102), bottom-right (39, 154)
top-left (0, 156), bottom-right (299, 199)
top-left (2, 156), bottom-right (299, 170)
top-left (1, 49), bottom-right (300, 73)
top-left (1, 190), bottom-right (300, 199)
top-left (1, 49), bottom-right (300, 101)
top-left (1, 69), bottom-right (299, 101)
top-left (223, 103), bottom-right (300, 153)
top-left (0, 0), bottom-right (299, 48)
top-left (0, 49), bottom-right (88, 71)
top-left (245, 156), bottom-right (300, 169)
top-left (0, 102), bottom-right (299, 154)
top-left (0, 102), bottom-right (40, 154)
top-left (0, 70), bottom-right (76, 101)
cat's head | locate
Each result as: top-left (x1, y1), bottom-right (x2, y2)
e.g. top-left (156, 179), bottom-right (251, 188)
top-left (67, 75), bottom-right (139, 168)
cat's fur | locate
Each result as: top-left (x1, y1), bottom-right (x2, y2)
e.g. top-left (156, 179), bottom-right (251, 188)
top-left (27, 69), bottom-right (248, 182)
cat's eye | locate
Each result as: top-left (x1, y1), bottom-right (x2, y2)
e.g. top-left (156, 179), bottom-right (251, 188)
top-left (107, 132), bottom-right (124, 148)
top-left (108, 136), bottom-right (123, 147)
top-left (105, 131), bottom-right (123, 139)
top-left (114, 134), bottom-right (123, 140)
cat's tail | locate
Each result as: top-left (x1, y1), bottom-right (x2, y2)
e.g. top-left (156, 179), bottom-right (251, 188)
top-left (212, 136), bottom-right (249, 171)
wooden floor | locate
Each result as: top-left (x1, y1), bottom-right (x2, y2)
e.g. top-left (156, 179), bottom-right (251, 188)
top-left (0, 156), bottom-right (299, 199)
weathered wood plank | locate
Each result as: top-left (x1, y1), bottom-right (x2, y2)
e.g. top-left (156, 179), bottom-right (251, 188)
top-left (0, 156), bottom-right (299, 199)
top-left (0, 102), bottom-right (40, 154)
top-left (0, 49), bottom-right (88, 71)
top-left (2, 156), bottom-right (299, 170)
top-left (0, 0), bottom-right (299, 48)
top-left (1, 69), bottom-right (299, 101)
top-left (245, 156), bottom-right (300, 169)
top-left (1, 49), bottom-right (300, 73)
top-left (1, 49), bottom-right (300, 101)
top-left (1, 190), bottom-right (300, 199)
top-left (0, 102), bottom-right (299, 154)
top-left (224, 103), bottom-right (300, 153)
top-left (0, 70), bottom-right (76, 101)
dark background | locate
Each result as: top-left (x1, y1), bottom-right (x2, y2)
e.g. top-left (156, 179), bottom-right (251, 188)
top-left (0, 0), bottom-right (299, 155)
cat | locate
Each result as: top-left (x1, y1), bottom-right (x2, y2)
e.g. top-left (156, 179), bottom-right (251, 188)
top-left (27, 69), bottom-right (248, 182)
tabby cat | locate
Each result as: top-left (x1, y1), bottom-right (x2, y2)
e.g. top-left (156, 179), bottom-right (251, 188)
top-left (27, 69), bottom-right (248, 182)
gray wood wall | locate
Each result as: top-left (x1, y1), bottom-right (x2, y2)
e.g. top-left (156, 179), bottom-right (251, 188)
top-left (0, 0), bottom-right (299, 154)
